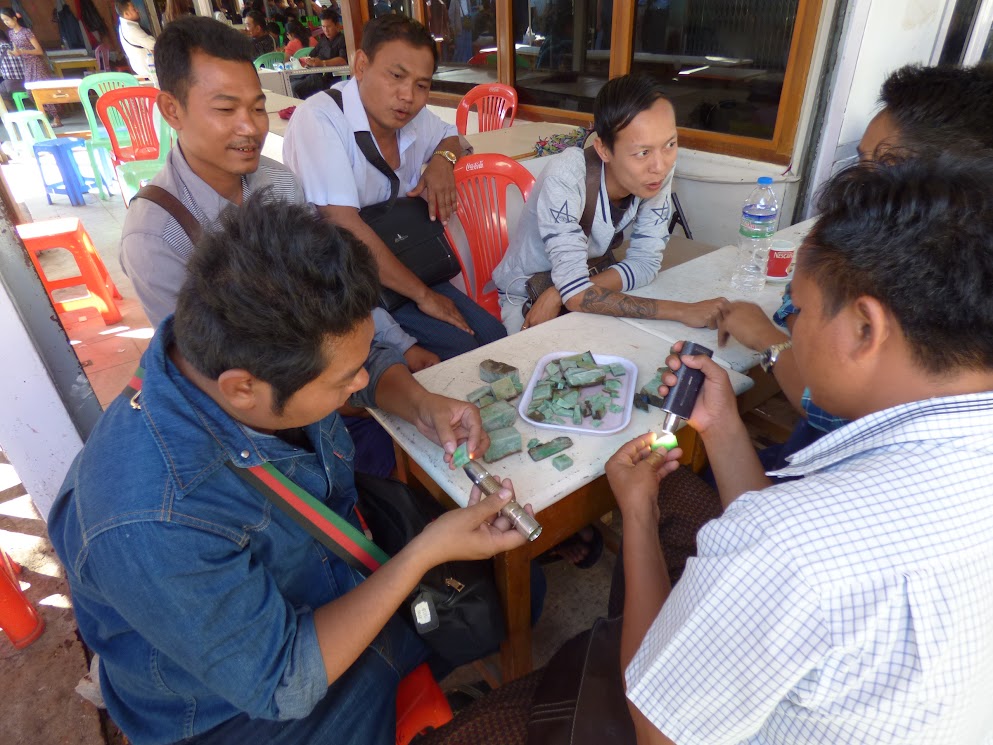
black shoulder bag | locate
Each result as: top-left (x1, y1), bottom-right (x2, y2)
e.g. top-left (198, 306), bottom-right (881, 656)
top-left (325, 88), bottom-right (463, 312)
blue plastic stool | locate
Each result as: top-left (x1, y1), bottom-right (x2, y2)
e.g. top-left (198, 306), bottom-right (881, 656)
top-left (32, 138), bottom-right (94, 207)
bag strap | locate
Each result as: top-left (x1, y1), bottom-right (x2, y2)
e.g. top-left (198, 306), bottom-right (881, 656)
top-left (133, 185), bottom-right (204, 245)
top-left (122, 367), bottom-right (389, 577)
top-left (579, 146), bottom-right (602, 238)
top-left (324, 88), bottom-right (400, 208)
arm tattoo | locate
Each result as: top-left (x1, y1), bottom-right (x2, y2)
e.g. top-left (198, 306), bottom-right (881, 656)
top-left (577, 286), bottom-right (660, 319)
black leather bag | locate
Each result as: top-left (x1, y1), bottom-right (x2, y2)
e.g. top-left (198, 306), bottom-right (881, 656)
top-left (325, 89), bottom-right (462, 312)
top-left (354, 473), bottom-right (506, 669)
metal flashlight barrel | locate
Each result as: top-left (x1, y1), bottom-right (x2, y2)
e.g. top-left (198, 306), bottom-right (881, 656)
top-left (463, 461), bottom-right (542, 542)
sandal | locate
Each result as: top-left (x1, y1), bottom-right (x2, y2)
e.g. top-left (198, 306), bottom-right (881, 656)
top-left (538, 524), bottom-right (604, 570)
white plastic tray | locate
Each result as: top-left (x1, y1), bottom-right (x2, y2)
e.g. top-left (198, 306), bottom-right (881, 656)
top-left (518, 351), bottom-right (637, 436)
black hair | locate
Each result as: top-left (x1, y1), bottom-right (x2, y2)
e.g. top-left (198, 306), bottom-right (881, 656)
top-left (154, 16), bottom-right (254, 104)
top-left (286, 19), bottom-right (310, 46)
top-left (800, 153), bottom-right (993, 373)
top-left (174, 192), bottom-right (381, 414)
top-left (114, 0), bottom-right (134, 14)
top-left (246, 9), bottom-right (266, 27)
top-left (319, 6), bottom-right (341, 23)
top-left (593, 73), bottom-right (671, 151)
top-left (0, 8), bottom-right (19, 22)
top-left (265, 20), bottom-right (281, 36)
top-left (361, 14), bottom-right (437, 73)
top-left (878, 64), bottom-right (993, 156)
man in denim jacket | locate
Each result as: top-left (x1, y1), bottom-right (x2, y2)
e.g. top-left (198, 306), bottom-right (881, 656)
top-left (48, 199), bottom-right (531, 745)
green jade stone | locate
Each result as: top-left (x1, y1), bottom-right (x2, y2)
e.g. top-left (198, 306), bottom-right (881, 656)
top-left (571, 407), bottom-right (583, 425)
top-left (551, 454), bottom-right (573, 471)
top-left (531, 383), bottom-right (553, 402)
top-left (603, 378), bottom-right (622, 391)
top-left (558, 357), bottom-right (579, 371)
top-left (466, 385), bottom-right (493, 404)
top-left (592, 420), bottom-right (604, 428)
top-left (476, 395), bottom-right (496, 408)
top-left (479, 359), bottom-right (520, 384)
top-left (557, 389), bottom-right (581, 407)
top-left (544, 362), bottom-right (561, 377)
top-left (527, 438), bottom-right (540, 449)
top-left (652, 432), bottom-right (679, 451)
top-left (608, 363), bottom-right (626, 377)
top-left (608, 404), bottom-right (624, 414)
top-left (452, 443), bottom-right (471, 468)
top-left (479, 400), bottom-right (518, 432)
top-left (484, 427), bottom-right (523, 463)
top-left (564, 366), bottom-right (606, 387)
top-left (528, 436), bottom-right (574, 462)
top-left (491, 376), bottom-right (519, 401)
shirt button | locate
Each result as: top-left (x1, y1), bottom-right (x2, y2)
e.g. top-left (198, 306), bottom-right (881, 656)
top-left (240, 450), bottom-right (250, 459)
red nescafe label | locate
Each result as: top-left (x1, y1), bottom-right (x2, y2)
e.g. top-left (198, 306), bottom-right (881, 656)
top-left (766, 248), bottom-right (795, 278)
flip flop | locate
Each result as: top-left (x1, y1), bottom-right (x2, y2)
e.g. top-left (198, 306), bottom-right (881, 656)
top-left (538, 524), bottom-right (604, 570)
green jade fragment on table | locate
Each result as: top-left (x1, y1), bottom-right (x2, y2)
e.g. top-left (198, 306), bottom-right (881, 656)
top-left (476, 395), bottom-right (496, 408)
top-left (555, 389), bottom-right (581, 407)
top-left (452, 443), bottom-right (471, 468)
top-left (531, 383), bottom-right (553, 402)
top-left (608, 363), bottom-right (626, 377)
top-left (544, 361), bottom-right (561, 377)
top-left (528, 436), bottom-right (574, 462)
top-left (527, 438), bottom-right (540, 449)
top-left (491, 376), bottom-right (519, 401)
top-left (466, 385), bottom-right (493, 404)
top-left (640, 368), bottom-right (667, 409)
top-left (479, 400), bottom-right (518, 432)
top-left (609, 403), bottom-right (624, 414)
top-left (564, 366), bottom-right (606, 387)
top-left (480, 359), bottom-right (521, 386)
top-left (484, 427), bottom-right (523, 463)
top-left (603, 378), bottom-right (622, 391)
top-left (571, 406), bottom-right (583, 425)
top-left (552, 454), bottom-right (573, 471)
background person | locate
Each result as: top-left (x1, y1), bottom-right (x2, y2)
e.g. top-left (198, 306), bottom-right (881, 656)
top-left (116, 0), bottom-right (156, 77)
top-left (0, 8), bottom-right (60, 126)
top-left (245, 9), bottom-right (275, 56)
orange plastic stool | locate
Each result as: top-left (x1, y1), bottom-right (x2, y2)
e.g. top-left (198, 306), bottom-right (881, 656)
top-left (0, 547), bottom-right (45, 649)
top-left (17, 217), bottom-right (122, 324)
top-left (395, 663), bottom-right (453, 745)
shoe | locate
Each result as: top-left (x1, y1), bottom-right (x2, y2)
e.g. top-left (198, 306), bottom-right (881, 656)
top-left (443, 680), bottom-right (491, 715)
top-left (538, 524), bottom-right (604, 570)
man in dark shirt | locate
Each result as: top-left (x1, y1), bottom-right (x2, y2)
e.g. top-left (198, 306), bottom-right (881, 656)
top-left (292, 6), bottom-right (347, 98)
top-left (245, 10), bottom-right (275, 57)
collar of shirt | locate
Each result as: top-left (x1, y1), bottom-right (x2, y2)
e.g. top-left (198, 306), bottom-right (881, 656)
top-left (169, 143), bottom-right (251, 216)
top-left (136, 317), bottom-right (340, 497)
top-left (770, 391), bottom-right (993, 478)
top-left (339, 76), bottom-right (419, 160)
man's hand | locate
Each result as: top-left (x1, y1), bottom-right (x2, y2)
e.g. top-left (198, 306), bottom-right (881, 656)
top-left (677, 297), bottom-right (730, 329)
top-left (659, 341), bottom-right (738, 434)
top-left (407, 154), bottom-right (458, 223)
top-left (404, 344), bottom-right (440, 372)
top-left (411, 392), bottom-right (489, 468)
top-left (522, 286), bottom-right (562, 329)
top-left (415, 480), bottom-right (530, 563)
top-left (417, 289), bottom-right (473, 334)
top-left (606, 433), bottom-right (682, 525)
top-left (717, 301), bottom-right (788, 350)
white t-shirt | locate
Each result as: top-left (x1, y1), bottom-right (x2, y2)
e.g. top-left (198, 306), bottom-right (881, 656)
top-left (118, 17), bottom-right (155, 76)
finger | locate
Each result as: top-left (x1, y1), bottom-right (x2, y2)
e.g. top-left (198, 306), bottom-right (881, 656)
top-left (465, 414), bottom-right (488, 461)
top-left (466, 484), bottom-right (483, 507)
top-left (468, 488), bottom-right (514, 523)
top-left (445, 305), bottom-right (473, 334)
top-left (406, 179), bottom-right (426, 198)
top-left (717, 315), bottom-right (730, 347)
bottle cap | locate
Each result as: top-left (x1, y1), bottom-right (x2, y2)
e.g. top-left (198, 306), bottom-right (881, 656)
top-left (757, 176), bottom-right (773, 185)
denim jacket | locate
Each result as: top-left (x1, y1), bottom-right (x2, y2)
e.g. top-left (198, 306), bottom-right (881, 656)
top-left (48, 319), bottom-right (389, 745)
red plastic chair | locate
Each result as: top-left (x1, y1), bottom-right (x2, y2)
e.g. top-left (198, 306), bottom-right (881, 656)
top-left (445, 154), bottom-right (536, 319)
top-left (95, 86), bottom-right (164, 165)
top-left (395, 663), bottom-right (452, 745)
top-left (456, 83), bottom-right (518, 135)
top-left (0, 547), bottom-right (45, 649)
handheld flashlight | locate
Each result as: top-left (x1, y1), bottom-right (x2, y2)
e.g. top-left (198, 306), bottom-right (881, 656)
top-left (462, 460), bottom-right (542, 542)
top-left (659, 341), bottom-right (714, 437)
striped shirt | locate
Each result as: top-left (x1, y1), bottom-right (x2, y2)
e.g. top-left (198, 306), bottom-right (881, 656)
top-left (627, 392), bottom-right (993, 745)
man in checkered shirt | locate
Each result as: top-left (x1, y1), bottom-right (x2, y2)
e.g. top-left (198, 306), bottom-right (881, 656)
top-left (608, 152), bottom-right (993, 744)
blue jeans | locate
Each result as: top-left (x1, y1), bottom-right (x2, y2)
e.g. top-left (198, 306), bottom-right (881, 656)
top-left (176, 616), bottom-right (430, 745)
top-left (391, 283), bottom-right (507, 361)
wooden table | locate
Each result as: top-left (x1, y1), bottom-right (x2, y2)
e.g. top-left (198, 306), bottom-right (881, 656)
top-left (464, 121), bottom-right (579, 160)
top-left (25, 78), bottom-right (82, 109)
top-left (51, 56), bottom-right (98, 78)
top-left (369, 313), bottom-right (753, 680)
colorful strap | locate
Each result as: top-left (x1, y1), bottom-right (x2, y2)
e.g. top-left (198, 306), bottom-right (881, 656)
top-left (123, 368), bottom-right (388, 576)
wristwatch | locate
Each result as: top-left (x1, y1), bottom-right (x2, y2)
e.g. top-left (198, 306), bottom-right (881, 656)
top-left (433, 150), bottom-right (458, 166)
top-left (759, 340), bottom-right (792, 373)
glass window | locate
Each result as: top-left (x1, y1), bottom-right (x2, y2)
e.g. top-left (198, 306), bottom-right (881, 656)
top-left (630, 0), bottom-right (800, 140)
top-left (430, 1), bottom-right (500, 97)
top-left (939, 0), bottom-right (982, 64)
top-left (511, 0), bottom-right (609, 112)
top-left (368, 0), bottom-right (412, 18)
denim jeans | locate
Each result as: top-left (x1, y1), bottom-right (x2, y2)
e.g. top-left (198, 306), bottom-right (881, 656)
top-left (391, 283), bottom-right (507, 361)
top-left (176, 616), bottom-right (430, 745)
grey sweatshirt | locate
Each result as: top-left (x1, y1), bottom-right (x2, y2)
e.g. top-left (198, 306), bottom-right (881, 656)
top-left (492, 146), bottom-right (672, 303)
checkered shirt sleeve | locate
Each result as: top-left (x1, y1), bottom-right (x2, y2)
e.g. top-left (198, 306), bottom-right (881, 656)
top-left (772, 282), bottom-right (796, 329)
top-left (800, 388), bottom-right (847, 433)
top-left (0, 43), bottom-right (24, 80)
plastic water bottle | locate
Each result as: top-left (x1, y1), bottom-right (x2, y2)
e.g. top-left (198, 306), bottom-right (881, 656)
top-left (146, 51), bottom-right (157, 88)
top-left (730, 177), bottom-right (779, 292)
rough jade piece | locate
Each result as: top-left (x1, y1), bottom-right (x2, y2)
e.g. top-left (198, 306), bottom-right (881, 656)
top-left (592, 420), bottom-right (604, 428)
top-left (528, 436), bottom-right (574, 462)
top-left (544, 362), bottom-right (561, 377)
top-left (558, 357), bottom-right (579, 371)
top-left (633, 393), bottom-right (650, 412)
top-left (609, 403), bottom-right (624, 414)
top-left (452, 443), bottom-right (471, 467)
top-left (652, 432), bottom-right (679, 451)
top-left (484, 427), bottom-right (523, 463)
top-left (527, 438), bottom-right (540, 449)
top-left (552, 454), bottom-right (573, 471)
top-left (571, 407), bottom-right (583, 425)
top-left (560, 351), bottom-right (595, 367)
top-left (491, 376), bottom-right (519, 401)
top-left (480, 400), bottom-right (518, 432)
top-left (532, 383), bottom-right (553, 402)
top-left (590, 398), bottom-right (607, 420)
top-left (480, 359), bottom-right (520, 385)
top-left (604, 389), bottom-right (620, 399)
top-left (603, 379), bottom-right (622, 391)
top-left (564, 366), bottom-right (606, 387)
top-left (466, 385), bottom-right (493, 404)
top-left (476, 395), bottom-right (496, 408)
top-left (608, 363), bottom-right (626, 377)
top-left (556, 389), bottom-right (581, 407)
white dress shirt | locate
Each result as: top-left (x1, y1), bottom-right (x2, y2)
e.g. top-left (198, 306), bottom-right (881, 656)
top-left (627, 392), bottom-right (993, 745)
top-left (118, 17), bottom-right (155, 76)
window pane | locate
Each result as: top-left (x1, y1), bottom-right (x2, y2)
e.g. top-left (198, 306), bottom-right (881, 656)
top-left (369, 0), bottom-right (413, 18)
top-left (430, 1), bottom-right (500, 97)
top-left (511, 0), bottom-right (608, 113)
top-left (939, 0), bottom-right (981, 64)
top-left (631, 0), bottom-right (800, 140)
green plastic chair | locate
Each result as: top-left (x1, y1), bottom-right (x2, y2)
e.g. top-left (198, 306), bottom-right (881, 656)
top-left (12, 91), bottom-right (32, 112)
top-left (78, 72), bottom-right (139, 201)
top-left (1, 109), bottom-right (55, 160)
top-left (292, 46), bottom-right (314, 59)
top-left (254, 51), bottom-right (285, 70)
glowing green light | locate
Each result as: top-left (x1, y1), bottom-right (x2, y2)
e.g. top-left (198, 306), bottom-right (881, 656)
top-left (651, 432), bottom-right (679, 451)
